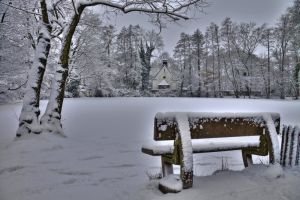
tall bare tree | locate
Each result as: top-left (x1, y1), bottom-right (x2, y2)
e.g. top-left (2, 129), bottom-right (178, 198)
top-left (274, 14), bottom-right (291, 99)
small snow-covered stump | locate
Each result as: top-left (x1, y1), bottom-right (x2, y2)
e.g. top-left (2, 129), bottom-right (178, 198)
top-left (280, 125), bottom-right (300, 167)
top-left (158, 174), bottom-right (183, 194)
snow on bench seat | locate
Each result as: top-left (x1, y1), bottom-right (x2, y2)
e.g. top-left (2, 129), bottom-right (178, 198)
top-left (142, 136), bottom-right (261, 156)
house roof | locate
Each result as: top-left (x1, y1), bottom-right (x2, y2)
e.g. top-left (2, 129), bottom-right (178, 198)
top-left (154, 65), bottom-right (171, 79)
top-left (158, 79), bottom-right (170, 86)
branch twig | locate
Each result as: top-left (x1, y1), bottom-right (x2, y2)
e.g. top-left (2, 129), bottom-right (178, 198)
top-left (0, 2), bottom-right (42, 16)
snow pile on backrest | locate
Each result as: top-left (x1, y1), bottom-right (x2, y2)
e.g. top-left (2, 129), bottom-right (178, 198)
top-left (155, 112), bottom-right (280, 130)
top-left (156, 112), bottom-right (280, 120)
top-left (263, 114), bottom-right (280, 163)
top-left (175, 113), bottom-right (193, 172)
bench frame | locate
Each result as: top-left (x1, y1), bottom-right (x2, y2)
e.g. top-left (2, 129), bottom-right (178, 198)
top-left (142, 112), bottom-right (280, 191)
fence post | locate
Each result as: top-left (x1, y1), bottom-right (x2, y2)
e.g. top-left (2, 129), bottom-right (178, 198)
top-left (280, 125), bottom-right (300, 167)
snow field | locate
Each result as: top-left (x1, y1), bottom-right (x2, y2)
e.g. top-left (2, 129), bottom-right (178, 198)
top-left (0, 98), bottom-right (300, 200)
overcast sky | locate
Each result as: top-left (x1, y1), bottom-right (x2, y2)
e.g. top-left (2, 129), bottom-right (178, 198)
top-left (100, 0), bottom-right (294, 54)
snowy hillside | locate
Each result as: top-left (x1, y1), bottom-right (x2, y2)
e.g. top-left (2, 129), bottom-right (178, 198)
top-left (0, 98), bottom-right (300, 200)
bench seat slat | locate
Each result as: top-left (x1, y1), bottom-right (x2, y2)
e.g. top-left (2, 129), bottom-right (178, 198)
top-left (142, 136), bottom-right (260, 156)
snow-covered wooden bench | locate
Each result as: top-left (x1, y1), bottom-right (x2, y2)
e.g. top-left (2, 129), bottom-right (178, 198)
top-left (141, 112), bottom-right (280, 193)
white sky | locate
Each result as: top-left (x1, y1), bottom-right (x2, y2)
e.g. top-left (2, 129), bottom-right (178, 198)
top-left (96, 0), bottom-right (294, 54)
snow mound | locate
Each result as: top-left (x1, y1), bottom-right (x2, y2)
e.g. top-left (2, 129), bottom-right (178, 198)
top-left (242, 163), bottom-right (283, 181)
top-left (159, 174), bottom-right (183, 193)
top-left (146, 168), bottom-right (162, 180)
top-left (264, 163), bottom-right (283, 180)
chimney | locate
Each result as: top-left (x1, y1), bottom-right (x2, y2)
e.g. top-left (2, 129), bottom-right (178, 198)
top-left (162, 59), bottom-right (168, 66)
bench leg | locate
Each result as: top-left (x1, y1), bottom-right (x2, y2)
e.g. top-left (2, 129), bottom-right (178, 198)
top-left (180, 169), bottom-right (193, 189)
top-left (161, 157), bottom-right (173, 177)
top-left (242, 150), bottom-right (253, 167)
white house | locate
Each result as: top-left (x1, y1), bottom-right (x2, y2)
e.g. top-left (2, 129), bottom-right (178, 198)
top-left (152, 60), bottom-right (177, 91)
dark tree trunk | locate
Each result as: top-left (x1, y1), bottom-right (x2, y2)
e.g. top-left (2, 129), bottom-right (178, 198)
top-left (140, 41), bottom-right (154, 91)
top-left (215, 26), bottom-right (221, 97)
top-left (267, 30), bottom-right (271, 99)
top-left (41, 6), bottom-right (85, 134)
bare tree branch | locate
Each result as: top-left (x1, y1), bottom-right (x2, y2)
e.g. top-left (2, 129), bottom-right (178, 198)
top-left (0, 1), bottom-right (42, 16)
top-left (75, 0), bottom-right (208, 21)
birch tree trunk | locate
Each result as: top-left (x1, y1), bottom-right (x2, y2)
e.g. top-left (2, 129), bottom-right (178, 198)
top-left (16, 0), bottom-right (52, 137)
top-left (40, 6), bottom-right (84, 134)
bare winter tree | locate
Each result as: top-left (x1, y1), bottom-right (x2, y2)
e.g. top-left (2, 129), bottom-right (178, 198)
top-left (191, 29), bottom-right (204, 97)
top-left (174, 32), bottom-right (191, 96)
top-left (261, 27), bottom-right (274, 98)
top-left (221, 17), bottom-right (241, 98)
top-left (274, 14), bottom-right (291, 99)
top-left (140, 30), bottom-right (163, 92)
top-left (232, 22), bottom-right (265, 98)
top-left (288, 0), bottom-right (300, 99)
top-left (39, 0), bottom-right (209, 135)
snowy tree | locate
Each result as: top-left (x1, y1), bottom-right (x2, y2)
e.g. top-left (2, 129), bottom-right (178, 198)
top-left (139, 30), bottom-right (163, 92)
top-left (261, 28), bottom-right (274, 99)
top-left (174, 33), bottom-right (192, 96)
top-left (190, 29), bottom-right (204, 96)
top-left (0, 0), bottom-right (37, 102)
top-left (273, 14), bottom-right (292, 99)
top-left (288, 0), bottom-right (300, 98)
top-left (115, 25), bottom-right (143, 90)
top-left (66, 12), bottom-right (117, 97)
top-left (232, 22), bottom-right (265, 98)
top-left (16, 0), bottom-right (53, 137)
top-left (220, 18), bottom-right (241, 98)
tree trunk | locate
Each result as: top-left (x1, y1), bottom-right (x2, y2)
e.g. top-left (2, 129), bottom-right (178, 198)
top-left (294, 63), bottom-right (300, 99)
top-left (16, 0), bottom-right (52, 137)
top-left (140, 42), bottom-right (154, 91)
top-left (211, 31), bottom-right (216, 97)
top-left (40, 6), bottom-right (84, 134)
top-left (197, 43), bottom-right (202, 97)
top-left (280, 48), bottom-right (286, 99)
top-left (215, 26), bottom-right (221, 97)
top-left (188, 43), bottom-right (193, 97)
top-left (267, 31), bottom-right (271, 99)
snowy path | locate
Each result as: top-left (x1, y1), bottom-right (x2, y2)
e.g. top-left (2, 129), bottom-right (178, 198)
top-left (0, 98), bottom-right (300, 200)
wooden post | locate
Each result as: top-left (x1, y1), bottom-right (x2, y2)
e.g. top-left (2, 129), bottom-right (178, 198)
top-left (280, 125), bottom-right (300, 167)
top-left (280, 125), bottom-right (288, 166)
top-left (242, 150), bottom-right (253, 167)
top-left (175, 114), bottom-right (193, 189)
top-left (161, 157), bottom-right (173, 177)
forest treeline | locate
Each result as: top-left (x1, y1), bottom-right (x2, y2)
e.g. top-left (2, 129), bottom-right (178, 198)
top-left (0, 0), bottom-right (299, 102)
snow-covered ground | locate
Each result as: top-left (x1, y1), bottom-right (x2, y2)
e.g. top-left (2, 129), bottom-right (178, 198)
top-left (0, 98), bottom-right (300, 200)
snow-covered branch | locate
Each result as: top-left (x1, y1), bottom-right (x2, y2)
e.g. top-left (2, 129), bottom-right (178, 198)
top-left (75, 0), bottom-right (208, 20)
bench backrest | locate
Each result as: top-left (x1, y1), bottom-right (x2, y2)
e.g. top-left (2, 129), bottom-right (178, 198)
top-left (154, 112), bottom-right (280, 141)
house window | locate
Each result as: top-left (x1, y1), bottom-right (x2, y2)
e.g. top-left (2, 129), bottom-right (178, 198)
top-left (158, 85), bottom-right (170, 89)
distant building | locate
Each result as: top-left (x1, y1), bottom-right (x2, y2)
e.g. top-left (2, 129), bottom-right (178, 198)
top-left (151, 60), bottom-right (177, 92)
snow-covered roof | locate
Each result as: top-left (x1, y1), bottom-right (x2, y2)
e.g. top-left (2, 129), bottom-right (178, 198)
top-left (158, 79), bottom-right (170, 86)
top-left (154, 66), bottom-right (170, 78)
